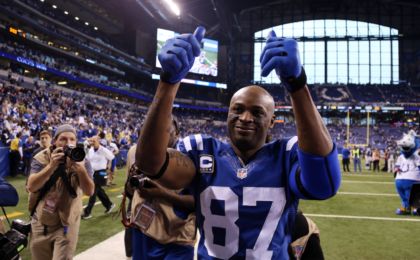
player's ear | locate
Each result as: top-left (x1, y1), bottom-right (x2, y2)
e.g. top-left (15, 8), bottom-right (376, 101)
top-left (269, 114), bottom-right (275, 129)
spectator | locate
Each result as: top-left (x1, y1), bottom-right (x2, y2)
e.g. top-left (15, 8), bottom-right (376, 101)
top-left (9, 132), bottom-right (23, 177)
top-left (82, 136), bottom-right (115, 219)
top-left (32, 130), bottom-right (52, 157)
top-left (365, 147), bottom-right (372, 170)
top-left (352, 147), bottom-right (362, 173)
top-left (22, 135), bottom-right (36, 176)
top-left (372, 149), bottom-right (380, 172)
top-left (342, 146), bottom-right (351, 172)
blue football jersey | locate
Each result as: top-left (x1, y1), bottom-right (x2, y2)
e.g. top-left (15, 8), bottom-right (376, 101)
top-left (177, 134), bottom-right (300, 260)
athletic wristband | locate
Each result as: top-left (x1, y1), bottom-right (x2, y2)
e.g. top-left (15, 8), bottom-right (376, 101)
top-left (141, 151), bottom-right (169, 180)
top-left (284, 67), bottom-right (307, 93)
top-left (160, 71), bottom-right (177, 84)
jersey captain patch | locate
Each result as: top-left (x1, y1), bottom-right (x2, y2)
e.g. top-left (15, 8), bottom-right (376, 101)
top-left (199, 154), bottom-right (214, 174)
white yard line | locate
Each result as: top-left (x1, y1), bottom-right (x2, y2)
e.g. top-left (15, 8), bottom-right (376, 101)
top-left (342, 180), bottom-right (394, 184)
top-left (305, 213), bottom-right (420, 222)
top-left (342, 173), bottom-right (393, 178)
top-left (338, 191), bottom-right (397, 196)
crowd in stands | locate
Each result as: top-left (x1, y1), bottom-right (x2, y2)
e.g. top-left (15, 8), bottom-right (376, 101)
top-left (1, 74), bottom-right (416, 177)
top-left (272, 83), bottom-right (420, 105)
top-left (0, 34), bottom-right (223, 104)
top-left (0, 36), bottom-right (133, 89)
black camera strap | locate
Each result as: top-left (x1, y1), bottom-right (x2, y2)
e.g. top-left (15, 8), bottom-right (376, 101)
top-left (1, 206), bottom-right (11, 227)
top-left (61, 169), bottom-right (77, 198)
top-left (30, 164), bottom-right (77, 217)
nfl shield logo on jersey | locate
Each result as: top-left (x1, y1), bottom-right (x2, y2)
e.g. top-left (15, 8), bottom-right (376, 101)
top-left (236, 168), bottom-right (248, 179)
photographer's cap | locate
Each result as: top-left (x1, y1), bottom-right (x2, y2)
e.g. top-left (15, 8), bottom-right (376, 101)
top-left (54, 124), bottom-right (77, 140)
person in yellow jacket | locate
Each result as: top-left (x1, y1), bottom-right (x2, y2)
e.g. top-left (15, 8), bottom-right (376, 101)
top-left (27, 124), bottom-right (94, 260)
top-left (9, 132), bottom-right (23, 177)
top-left (352, 147), bottom-right (362, 172)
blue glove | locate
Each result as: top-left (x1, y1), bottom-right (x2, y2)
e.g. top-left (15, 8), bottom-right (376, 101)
top-left (158, 26), bottom-right (206, 84)
top-left (260, 30), bottom-right (306, 92)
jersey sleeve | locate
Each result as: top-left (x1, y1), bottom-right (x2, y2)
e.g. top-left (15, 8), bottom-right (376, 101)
top-left (177, 134), bottom-right (214, 196)
top-left (177, 134), bottom-right (217, 174)
top-left (176, 134), bottom-right (208, 164)
top-left (287, 137), bottom-right (341, 200)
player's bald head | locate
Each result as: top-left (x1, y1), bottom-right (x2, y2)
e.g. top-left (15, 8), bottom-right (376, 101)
top-left (230, 85), bottom-right (275, 115)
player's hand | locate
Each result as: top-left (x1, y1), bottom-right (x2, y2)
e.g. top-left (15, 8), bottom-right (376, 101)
top-left (158, 26), bottom-right (206, 84)
top-left (260, 30), bottom-right (306, 92)
top-left (138, 179), bottom-right (169, 200)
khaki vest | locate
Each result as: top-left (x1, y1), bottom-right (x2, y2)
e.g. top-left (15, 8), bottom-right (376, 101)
top-left (131, 191), bottom-right (196, 246)
top-left (28, 149), bottom-right (83, 227)
top-left (290, 216), bottom-right (320, 260)
top-left (127, 146), bottom-right (196, 246)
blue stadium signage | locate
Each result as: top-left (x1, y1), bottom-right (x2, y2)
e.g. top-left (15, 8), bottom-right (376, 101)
top-left (0, 51), bottom-right (47, 71)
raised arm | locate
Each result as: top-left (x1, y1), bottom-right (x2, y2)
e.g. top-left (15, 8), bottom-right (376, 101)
top-left (136, 27), bottom-right (205, 189)
top-left (260, 30), bottom-right (341, 199)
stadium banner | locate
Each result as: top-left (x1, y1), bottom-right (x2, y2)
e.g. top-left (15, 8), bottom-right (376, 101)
top-left (0, 51), bottom-right (47, 71)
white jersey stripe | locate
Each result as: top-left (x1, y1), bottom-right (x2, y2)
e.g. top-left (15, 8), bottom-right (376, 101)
top-left (183, 136), bottom-right (193, 152)
top-left (286, 136), bottom-right (298, 151)
top-left (195, 134), bottom-right (204, 151)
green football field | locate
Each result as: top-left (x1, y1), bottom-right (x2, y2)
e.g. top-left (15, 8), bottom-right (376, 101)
top-left (3, 166), bottom-right (420, 260)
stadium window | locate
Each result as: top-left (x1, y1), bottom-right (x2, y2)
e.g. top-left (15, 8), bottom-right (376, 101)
top-left (254, 19), bottom-right (399, 84)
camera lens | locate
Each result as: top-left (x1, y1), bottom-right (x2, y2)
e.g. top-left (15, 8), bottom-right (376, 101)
top-left (70, 147), bottom-right (85, 162)
top-left (129, 176), bottom-right (142, 188)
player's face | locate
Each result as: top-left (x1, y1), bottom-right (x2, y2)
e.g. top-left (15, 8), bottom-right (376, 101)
top-left (227, 86), bottom-right (274, 152)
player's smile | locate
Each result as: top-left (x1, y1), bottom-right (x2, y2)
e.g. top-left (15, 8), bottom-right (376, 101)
top-left (234, 125), bottom-right (256, 133)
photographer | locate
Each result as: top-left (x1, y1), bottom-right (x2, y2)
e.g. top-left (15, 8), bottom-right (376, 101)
top-left (27, 124), bottom-right (94, 260)
top-left (125, 117), bottom-right (196, 260)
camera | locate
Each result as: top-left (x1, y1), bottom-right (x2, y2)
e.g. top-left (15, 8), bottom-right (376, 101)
top-left (129, 175), bottom-right (152, 189)
top-left (0, 220), bottom-right (31, 260)
top-left (0, 178), bottom-right (30, 260)
top-left (63, 143), bottom-right (86, 162)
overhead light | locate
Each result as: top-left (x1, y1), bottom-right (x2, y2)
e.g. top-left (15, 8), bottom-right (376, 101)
top-left (52, 5), bottom-right (57, 9)
top-left (85, 22), bottom-right (89, 26)
top-left (163, 0), bottom-right (180, 16)
top-left (58, 81), bottom-right (67, 85)
top-left (75, 16), bottom-right (79, 20)
top-left (40, 0), bottom-right (44, 2)
top-left (86, 58), bottom-right (96, 64)
top-left (64, 11), bottom-right (69, 15)
top-left (94, 27), bottom-right (98, 30)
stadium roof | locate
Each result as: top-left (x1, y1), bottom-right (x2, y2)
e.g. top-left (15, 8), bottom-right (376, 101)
top-left (48, 0), bottom-right (420, 42)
